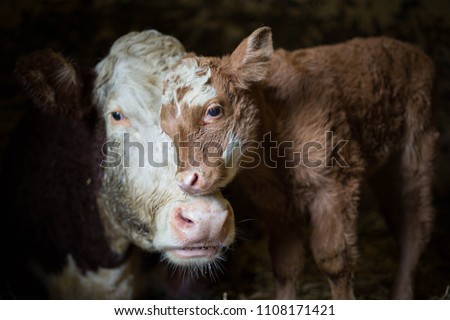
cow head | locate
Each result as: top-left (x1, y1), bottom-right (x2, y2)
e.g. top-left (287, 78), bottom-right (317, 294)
top-left (15, 30), bottom-right (235, 273)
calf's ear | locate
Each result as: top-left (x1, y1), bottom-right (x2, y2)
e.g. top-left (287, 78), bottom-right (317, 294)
top-left (15, 49), bottom-right (94, 118)
top-left (229, 27), bottom-right (273, 84)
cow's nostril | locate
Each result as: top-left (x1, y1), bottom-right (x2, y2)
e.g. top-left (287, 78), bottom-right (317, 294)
top-left (178, 211), bottom-right (194, 224)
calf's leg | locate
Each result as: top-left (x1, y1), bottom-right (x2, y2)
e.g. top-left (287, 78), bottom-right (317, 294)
top-left (392, 129), bottom-right (438, 299)
top-left (308, 180), bottom-right (360, 299)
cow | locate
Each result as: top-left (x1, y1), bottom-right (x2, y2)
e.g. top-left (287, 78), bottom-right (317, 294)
top-left (0, 30), bottom-right (235, 299)
top-left (159, 27), bottom-right (437, 299)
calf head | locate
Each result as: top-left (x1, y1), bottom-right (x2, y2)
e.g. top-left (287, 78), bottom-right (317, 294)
top-left (15, 30), bottom-right (235, 271)
top-left (161, 27), bottom-right (273, 195)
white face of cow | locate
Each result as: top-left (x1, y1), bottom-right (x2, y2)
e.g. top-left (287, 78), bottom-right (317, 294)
top-left (93, 30), bottom-right (235, 269)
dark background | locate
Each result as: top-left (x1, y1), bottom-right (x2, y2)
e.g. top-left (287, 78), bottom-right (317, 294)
top-left (1, 0), bottom-right (449, 299)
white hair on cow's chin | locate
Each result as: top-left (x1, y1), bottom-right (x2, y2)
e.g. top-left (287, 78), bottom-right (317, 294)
top-left (161, 251), bottom-right (227, 283)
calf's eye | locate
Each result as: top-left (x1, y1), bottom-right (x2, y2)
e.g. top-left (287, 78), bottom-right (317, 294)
top-left (111, 111), bottom-right (125, 121)
top-left (206, 105), bottom-right (222, 117)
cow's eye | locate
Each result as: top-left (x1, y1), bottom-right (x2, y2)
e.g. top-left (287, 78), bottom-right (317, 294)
top-left (206, 105), bottom-right (222, 118)
top-left (111, 111), bottom-right (125, 121)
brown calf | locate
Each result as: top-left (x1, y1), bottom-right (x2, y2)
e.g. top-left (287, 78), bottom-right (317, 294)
top-left (160, 27), bottom-right (437, 299)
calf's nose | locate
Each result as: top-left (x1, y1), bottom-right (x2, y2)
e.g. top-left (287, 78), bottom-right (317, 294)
top-left (177, 171), bottom-right (198, 187)
top-left (176, 170), bottom-right (206, 194)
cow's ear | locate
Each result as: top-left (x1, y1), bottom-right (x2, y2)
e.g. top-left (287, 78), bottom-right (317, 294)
top-left (229, 27), bottom-right (273, 85)
top-left (15, 49), bottom-right (94, 118)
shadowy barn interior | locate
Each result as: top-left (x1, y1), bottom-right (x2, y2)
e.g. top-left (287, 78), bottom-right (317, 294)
top-left (1, 0), bottom-right (449, 299)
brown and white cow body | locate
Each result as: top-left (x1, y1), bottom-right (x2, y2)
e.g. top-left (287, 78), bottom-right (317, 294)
top-left (1, 30), bottom-right (234, 299)
top-left (160, 27), bottom-right (437, 299)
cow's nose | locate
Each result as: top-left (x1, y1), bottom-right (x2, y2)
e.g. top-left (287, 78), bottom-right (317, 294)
top-left (176, 171), bottom-right (204, 194)
top-left (171, 201), bottom-right (232, 243)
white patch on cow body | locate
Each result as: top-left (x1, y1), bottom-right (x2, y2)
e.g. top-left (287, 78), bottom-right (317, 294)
top-left (162, 58), bottom-right (217, 112)
top-left (34, 255), bottom-right (137, 299)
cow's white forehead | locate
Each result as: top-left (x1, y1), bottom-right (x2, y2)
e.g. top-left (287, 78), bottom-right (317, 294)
top-left (94, 30), bottom-right (186, 116)
top-left (162, 58), bottom-right (217, 113)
